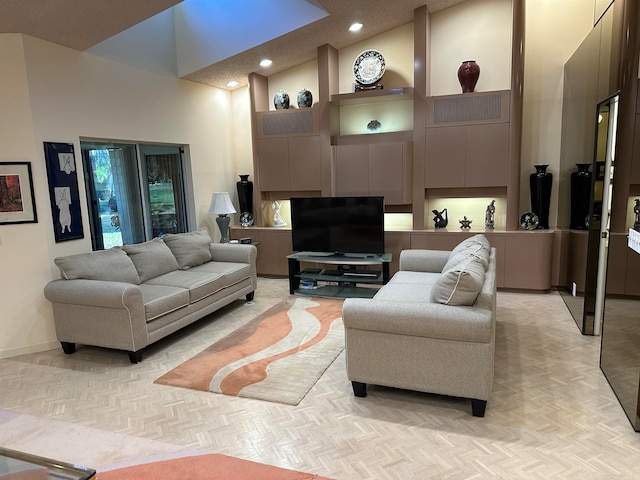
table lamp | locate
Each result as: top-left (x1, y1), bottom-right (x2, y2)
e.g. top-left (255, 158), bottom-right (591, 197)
top-left (209, 192), bottom-right (236, 243)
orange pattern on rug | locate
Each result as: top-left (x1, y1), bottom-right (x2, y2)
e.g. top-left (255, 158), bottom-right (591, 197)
top-left (155, 297), bottom-right (344, 405)
top-left (98, 453), bottom-right (334, 479)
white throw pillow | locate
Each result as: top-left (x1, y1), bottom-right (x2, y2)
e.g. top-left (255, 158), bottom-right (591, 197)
top-left (430, 256), bottom-right (486, 306)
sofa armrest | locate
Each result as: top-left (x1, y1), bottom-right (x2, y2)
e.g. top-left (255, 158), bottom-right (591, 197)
top-left (44, 279), bottom-right (143, 308)
top-left (342, 298), bottom-right (493, 343)
top-left (399, 249), bottom-right (450, 273)
top-left (209, 243), bottom-right (257, 264)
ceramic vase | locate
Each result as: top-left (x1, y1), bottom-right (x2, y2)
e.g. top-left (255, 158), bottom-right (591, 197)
top-left (297, 88), bottom-right (313, 108)
top-left (236, 174), bottom-right (253, 215)
top-left (457, 60), bottom-right (480, 93)
top-left (274, 90), bottom-right (290, 109)
top-left (529, 164), bottom-right (552, 229)
top-left (570, 163), bottom-right (591, 229)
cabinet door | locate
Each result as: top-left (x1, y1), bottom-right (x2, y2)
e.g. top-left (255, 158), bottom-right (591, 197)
top-left (369, 142), bottom-right (406, 204)
top-left (425, 126), bottom-right (466, 187)
top-left (334, 144), bottom-right (369, 196)
top-left (289, 135), bottom-right (321, 191)
top-left (257, 138), bottom-right (290, 191)
top-left (465, 123), bottom-right (509, 187)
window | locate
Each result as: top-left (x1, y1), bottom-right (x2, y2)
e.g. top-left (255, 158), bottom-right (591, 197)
top-left (81, 141), bottom-right (189, 249)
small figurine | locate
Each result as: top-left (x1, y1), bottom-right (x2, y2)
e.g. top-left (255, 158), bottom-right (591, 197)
top-left (432, 208), bottom-right (448, 229)
top-left (485, 200), bottom-right (495, 230)
top-left (272, 200), bottom-right (286, 227)
top-left (634, 198), bottom-right (640, 232)
top-left (459, 216), bottom-right (472, 229)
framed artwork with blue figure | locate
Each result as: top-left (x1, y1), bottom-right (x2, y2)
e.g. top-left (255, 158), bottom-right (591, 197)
top-left (43, 141), bottom-right (84, 242)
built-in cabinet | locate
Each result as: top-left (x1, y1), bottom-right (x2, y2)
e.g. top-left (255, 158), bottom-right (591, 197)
top-left (333, 138), bottom-right (412, 205)
top-left (241, 4), bottom-right (552, 290)
top-left (257, 135), bottom-right (321, 191)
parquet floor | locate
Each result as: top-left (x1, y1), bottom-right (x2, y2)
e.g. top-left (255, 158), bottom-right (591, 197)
top-left (2, 277), bottom-right (640, 479)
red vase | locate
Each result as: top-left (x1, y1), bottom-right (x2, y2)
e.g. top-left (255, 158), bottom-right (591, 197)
top-left (457, 60), bottom-right (480, 93)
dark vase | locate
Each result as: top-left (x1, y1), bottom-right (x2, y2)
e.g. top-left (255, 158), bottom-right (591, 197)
top-left (236, 175), bottom-right (253, 215)
top-left (297, 88), bottom-right (313, 108)
top-left (457, 60), bottom-right (480, 93)
top-left (274, 90), bottom-right (289, 109)
top-left (570, 163), bottom-right (592, 230)
top-left (530, 164), bottom-right (552, 229)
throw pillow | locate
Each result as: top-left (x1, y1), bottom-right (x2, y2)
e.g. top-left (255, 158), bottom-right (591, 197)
top-left (54, 247), bottom-right (141, 284)
top-left (430, 256), bottom-right (486, 306)
top-left (443, 243), bottom-right (489, 272)
top-left (123, 237), bottom-right (180, 283)
top-left (162, 229), bottom-right (213, 269)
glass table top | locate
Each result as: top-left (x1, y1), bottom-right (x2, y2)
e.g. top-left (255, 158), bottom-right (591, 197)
top-left (0, 447), bottom-right (96, 479)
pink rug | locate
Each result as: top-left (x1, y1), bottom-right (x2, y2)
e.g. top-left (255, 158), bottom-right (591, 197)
top-left (98, 453), bottom-right (333, 479)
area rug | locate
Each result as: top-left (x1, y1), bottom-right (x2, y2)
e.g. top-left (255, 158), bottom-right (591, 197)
top-left (155, 296), bottom-right (344, 405)
top-left (98, 453), bottom-right (334, 479)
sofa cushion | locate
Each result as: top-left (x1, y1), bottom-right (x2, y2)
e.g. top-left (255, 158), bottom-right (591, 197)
top-left (145, 270), bottom-right (225, 303)
top-left (189, 261), bottom-right (251, 286)
top-left (54, 248), bottom-right (141, 284)
top-left (162, 229), bottom-right (213, 270)
top-left (430, 256), bottom-right (486, 306)
top-left (138, 284), bottom-right (190, 321)
top-left (123, 238), bottom-right (180, 283)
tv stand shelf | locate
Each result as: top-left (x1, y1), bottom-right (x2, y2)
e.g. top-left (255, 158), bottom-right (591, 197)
top-left (287, 252), bottom-right (392, 299)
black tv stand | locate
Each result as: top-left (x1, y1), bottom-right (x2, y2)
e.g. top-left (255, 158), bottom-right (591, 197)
top-left (287, 252), bottom-right (392, 299)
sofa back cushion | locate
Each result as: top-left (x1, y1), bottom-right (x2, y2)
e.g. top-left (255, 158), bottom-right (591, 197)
top-left (162, 229), bottom-right (212, 269)
top-left (123, 238), bottom-right (180, 282)
top-left (54, 247), bottom-right (141, 284)
top-left (430, 256), bottom-right (486, 306)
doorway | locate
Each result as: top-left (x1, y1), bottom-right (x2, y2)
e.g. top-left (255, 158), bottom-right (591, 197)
top-left (81, 141), bottom-right (188, 249)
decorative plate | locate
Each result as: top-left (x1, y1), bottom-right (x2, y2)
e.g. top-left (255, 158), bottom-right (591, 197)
top-left (520, 212), bottom-right (539, 230)
top-left (353, 49), bottom-right (386, 85)
top-left (239, 212), bottom-right (254, 227)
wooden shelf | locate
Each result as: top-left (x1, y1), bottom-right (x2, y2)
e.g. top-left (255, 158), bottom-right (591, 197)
top-left (330, 87), bottom-right (414, 106)
top-left (331, 131), bottom-right (412, 145)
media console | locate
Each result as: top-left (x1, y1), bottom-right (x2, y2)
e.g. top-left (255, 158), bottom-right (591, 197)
top-left (287, 252), bottom-right (392, 299)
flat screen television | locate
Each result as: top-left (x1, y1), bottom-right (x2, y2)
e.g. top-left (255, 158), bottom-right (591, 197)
top-left (290, 196), bottom-right (385, 256)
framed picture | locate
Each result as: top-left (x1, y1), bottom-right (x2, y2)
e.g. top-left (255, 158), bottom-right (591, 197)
top-left (0, 162), bottom-right (38, 225)
top-left (43, 142), bottom-right (84, 242)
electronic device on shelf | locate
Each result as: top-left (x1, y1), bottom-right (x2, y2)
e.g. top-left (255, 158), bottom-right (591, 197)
top-left (290, 196), bottom-right (385, 256)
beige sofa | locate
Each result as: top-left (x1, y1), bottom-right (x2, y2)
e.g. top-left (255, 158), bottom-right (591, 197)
top-left (44, 230), bottom-right (257, 363)
top-left (342, 234), bottom-right (497, 417)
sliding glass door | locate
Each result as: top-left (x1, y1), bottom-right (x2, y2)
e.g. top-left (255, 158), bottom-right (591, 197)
top-left (81, 141), bottom-right (187, 249)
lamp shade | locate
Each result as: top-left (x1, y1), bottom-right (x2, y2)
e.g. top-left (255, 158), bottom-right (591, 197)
top-left (208, 192), bottom-right (236, 216)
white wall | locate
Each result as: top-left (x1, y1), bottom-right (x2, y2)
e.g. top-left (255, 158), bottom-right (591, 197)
top-left (0, 33), bottom-right (240, 357)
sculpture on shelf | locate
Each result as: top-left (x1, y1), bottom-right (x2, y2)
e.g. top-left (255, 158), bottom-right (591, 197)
top-left (459, 216), bottom-right (472, 229)
top-left (634, 198), bottom-right (640, 232)
top-left (485, 200), bottom-right (495, 229)
top-left (272, 201), bottom-right (287, 227)
top-left (432, 208), bottom-right (448, 229)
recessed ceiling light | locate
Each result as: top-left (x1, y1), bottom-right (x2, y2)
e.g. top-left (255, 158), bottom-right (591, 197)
top-left (349, 22), bottom-right (363, 32)
top-left (227, 80), bottom-right (239, 88)
top-left (259, 58), bottom-right (272, 67)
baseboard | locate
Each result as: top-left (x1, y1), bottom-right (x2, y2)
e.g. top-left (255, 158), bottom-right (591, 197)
top-left (0, 340), bottom-right (59, 359)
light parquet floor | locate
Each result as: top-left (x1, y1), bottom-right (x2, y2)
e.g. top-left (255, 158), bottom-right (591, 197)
top-left (1, 277), bottom-right (640, 479)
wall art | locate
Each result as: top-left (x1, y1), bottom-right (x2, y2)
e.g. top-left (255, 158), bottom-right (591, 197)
top-left (0, 162), bottom-right (38, 225)
top-left (43, 141), bottom-right (84, 242)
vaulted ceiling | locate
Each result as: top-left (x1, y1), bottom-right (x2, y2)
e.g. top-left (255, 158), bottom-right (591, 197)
top-left (0, 0), bottom-right (470, 90)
